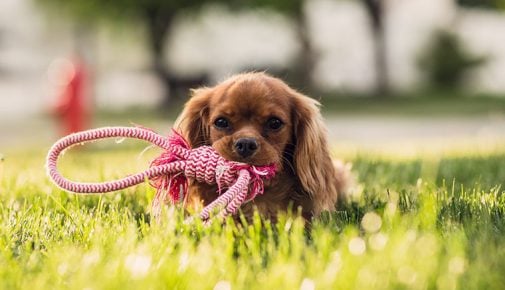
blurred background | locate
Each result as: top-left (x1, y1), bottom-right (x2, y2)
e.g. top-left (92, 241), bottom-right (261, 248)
top-left (1, 0), bottom-right (505, 155)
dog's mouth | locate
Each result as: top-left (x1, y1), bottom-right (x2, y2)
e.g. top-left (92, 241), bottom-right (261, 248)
top-left (214, 147), bottom-right (276, 167)
top-left (226, 152), bottom-right (270, 166)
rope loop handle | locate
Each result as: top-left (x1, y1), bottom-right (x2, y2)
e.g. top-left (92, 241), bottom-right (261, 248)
top-left (45, 126), bottom-right (277, 220)
top-left (46, 126), bottom-right (181, 193)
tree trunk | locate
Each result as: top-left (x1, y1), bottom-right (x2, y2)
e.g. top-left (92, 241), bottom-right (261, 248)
top-left (293, 8), bottom-right (316, 93)
top-left (144, 7), bottom-right (174, 106)
top-left (362, 0), bottom-right (390, 96)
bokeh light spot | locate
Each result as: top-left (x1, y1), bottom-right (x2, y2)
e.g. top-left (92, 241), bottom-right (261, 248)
top-left (361, 212), bottom-right (382, 233)
top-left (349, 237), bottom-right (366, 255)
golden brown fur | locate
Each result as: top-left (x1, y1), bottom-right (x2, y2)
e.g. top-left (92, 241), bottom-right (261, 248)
top-left (175, 72), bottom-right (350, 221)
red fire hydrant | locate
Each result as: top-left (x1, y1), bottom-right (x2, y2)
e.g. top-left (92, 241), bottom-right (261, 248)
top-left (53, 57), bottom-right (91, 136)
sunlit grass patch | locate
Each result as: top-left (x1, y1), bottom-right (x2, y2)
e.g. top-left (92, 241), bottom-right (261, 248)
top-left (0, 148), bottom-right (504, 289)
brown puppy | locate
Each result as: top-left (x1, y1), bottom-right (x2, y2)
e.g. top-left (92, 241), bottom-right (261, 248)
top-left (175, 72), bottom-right (350, 221)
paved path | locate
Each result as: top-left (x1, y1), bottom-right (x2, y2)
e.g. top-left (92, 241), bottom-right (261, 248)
top-left (2, 115), bottom-right (505, 155)
top-left (325, 115), bottom-right (505, 154)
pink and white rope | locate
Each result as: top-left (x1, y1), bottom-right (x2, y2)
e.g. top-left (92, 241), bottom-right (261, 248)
top-left (45, 126), bottom-right (276, 220)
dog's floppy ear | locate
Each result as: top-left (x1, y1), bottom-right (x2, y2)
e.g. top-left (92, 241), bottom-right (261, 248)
top-left (174, 88), bottom-right (212, 147)
top-left (291, 92), bottom-right (338, 215)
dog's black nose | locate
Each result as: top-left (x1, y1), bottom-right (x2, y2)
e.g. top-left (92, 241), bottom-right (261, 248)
top-left (234, 138), bottom-right (258, 158)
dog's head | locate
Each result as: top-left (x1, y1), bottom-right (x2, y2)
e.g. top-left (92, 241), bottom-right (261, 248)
top-left (176, 72), bottom-right (337, 212)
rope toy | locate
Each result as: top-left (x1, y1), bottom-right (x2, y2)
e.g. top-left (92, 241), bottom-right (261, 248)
top-left (45, 126), bottom-right (277, 220)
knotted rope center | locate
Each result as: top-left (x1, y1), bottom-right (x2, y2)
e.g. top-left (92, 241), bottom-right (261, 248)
top-left (46, 126), bottom-right (276, 220)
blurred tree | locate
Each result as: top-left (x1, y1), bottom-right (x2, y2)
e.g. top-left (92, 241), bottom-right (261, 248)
top-left (458, 0), bottom-right (505, 9)
top-left (35, 0), bottom-right (229, 105)
top-left (236, 0), bottom-right (315, 91)
top-left (360, 0), bottom-right (389, 96)
top-left (418, 30), bottom-right (486, 91)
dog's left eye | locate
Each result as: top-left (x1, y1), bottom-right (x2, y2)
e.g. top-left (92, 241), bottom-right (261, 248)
top-left (214, 117), bottom-right (230, 129)
top-left (266, 117), bottom-right (283, 130)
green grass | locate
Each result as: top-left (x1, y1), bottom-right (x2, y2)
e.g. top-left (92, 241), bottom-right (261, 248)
top-left (88, 94), bottom-right (505, 124)
top-left (320, 94), bottom-right (505, 116)
top-left (1, 147), bottom-right (505, 290)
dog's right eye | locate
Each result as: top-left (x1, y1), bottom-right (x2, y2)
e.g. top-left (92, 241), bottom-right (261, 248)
top-left (214, 117), bottom-right (230, 130)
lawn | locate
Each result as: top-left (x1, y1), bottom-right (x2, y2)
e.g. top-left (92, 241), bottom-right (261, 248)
top-left (1, 143), bottom-right (505, 289)
top-left (319, 94), bottom-right (505, 116)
